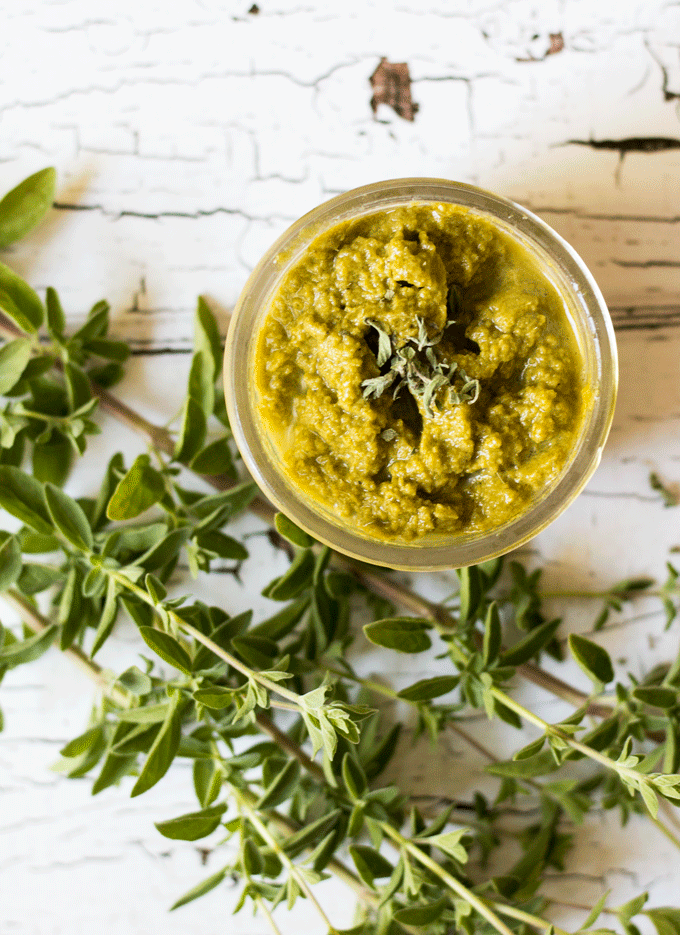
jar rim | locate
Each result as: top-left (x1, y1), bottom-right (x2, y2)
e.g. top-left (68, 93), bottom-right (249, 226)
top-left (224, 178), bottom-right (618, 571)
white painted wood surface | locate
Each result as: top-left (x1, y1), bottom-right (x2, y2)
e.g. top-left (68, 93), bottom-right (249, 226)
top-left (2, 2), bottom-right (680, 932)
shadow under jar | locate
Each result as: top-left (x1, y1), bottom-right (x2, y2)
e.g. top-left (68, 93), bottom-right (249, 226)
top-left (224, 179), bottom-right (617, 571)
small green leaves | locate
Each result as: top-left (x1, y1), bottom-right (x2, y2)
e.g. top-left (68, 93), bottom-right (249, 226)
top-left (0, 338), bottom-right (33, 395)
top-left (155, 803), bottom-right (226, 841)
top-left (170, 868), bottom-right (226, 911)
top-left (0, 167), bottom-right (56, 249)
top-left (569, 633), bottom-right (614, 686)
top-left (0, 262), bottom-right (45, 333)
top-left (397, 675), bottom-right (458, 702)
top-left (348, 844), bottom-right (393, 888)
top-left (363, 617), bottom-right (432, 653)
top-left (174, 396), bottom-right (207, 464)
top-left (646, 908), bottom-right (680, 935)
top-left (499, 618), bottom-right (561, 667)
top-left (106, 454), bottom-right (165, 521)
top-left (256, 759), bottom-right (301, 809)
top-left (422, 828), bottom-right (469, 863)
top-left (0, 623), bottom-right (57, 668)
top-left (195, 296), bottom-right (223, 377)
top-left (0, 532), bottom-right (22, 591)
top-left (633, 686), bottom-right (678, 710)
top-left (394, 896), bottom-right (448, 926)
top-left (457, 565), bottom-right (483, 625)
top-left (130, 695), bottom-right (182, 797)
top-left (138, 626), bottom-right (193, 676)
top-left (0, 466), bottom-right (53, 535)
top-left (44, 483), bottom-right (93, 551)
top-left (274, 511), bottom-right (314, 548)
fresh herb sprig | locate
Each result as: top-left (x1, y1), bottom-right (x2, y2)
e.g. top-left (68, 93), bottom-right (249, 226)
top-left (361, 316), bottom-right (480, 417)
top-left (2, 168), bottom-right (680, 934)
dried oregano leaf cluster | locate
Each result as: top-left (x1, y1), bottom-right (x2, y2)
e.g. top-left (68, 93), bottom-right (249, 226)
top-left (2, 169), bottom-right (680, 935)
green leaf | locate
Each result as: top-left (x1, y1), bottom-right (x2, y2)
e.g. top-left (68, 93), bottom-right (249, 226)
top-left (632, 686), bottom-right (677, 710)
top-left (580, 890), bottom-right (611, 930)
top-left (170, 868), bottom-right (226, 911)
top-left (194, 529), bottom-right (247, 561)
top-left (397, 675), bottom-right (458, 702)
top-left (0, 167), bottom-right (56, 248)
top-left (274, 512), bottom-right (315, 548)
top-left (174, 396), bottom-right (207, 463)
top-left (0, 624), bottom-right (57, 668)
top-left (486, 749), bottom-right (559, 779)
top-left (0, 532), bottom-right (22, 591)
top-left (0, 465), bottom-right (54, 534)
top-left (394, 897), bottom-right (448, 926)
top-left (145, 572), bottom-right (167, 604)
top-left (193, 686), bottom-right (234, 709)
top-left (256, 758), bottom-right (301, 809)
top-left (342, 752), bottom-right (367, 799)
top-left (425, 829), bottom-right (469, 863)
top-left (117, 703), bottom-right (171, 724)
top-left (190, 437), bottom-right (236, 477)
top-left (64, 362), bottom-right (92, 412)
top-left (90, 577), bottom-right (119, 657)
top-left (32, 433), bottom-right (72, 486)
top-left (569, 633), bottom-right (614, 686)
top-left (71, 302), bottom-right (109, 344)
top-left (187, 349), bottom-right (214, 417)
top-left (281, 810), bottom-right (341, 858)
top-left (483, 601), bottom-right (502, 665)
top-left (138, 626), bottom-right (193, 676)
top-left (45, 287), bottom-right (65, 339)
top-left (130, 695), bottom-right (182, 797)
top-left (193, 758), bottom-right (223, 808)
top-left (84, 339), bottom-right (130, 362)
top-left (262, 547), bottom-right (315, 601)
top-left (117, 666), bottom-right (152, 696)
top-left (44, 483), bottom-right (93, 551)
top-left (499, 618), bottom-right (562, 667)
top-left (60, 725), bottom-right (103, 758)
top-left (16, 562), bottom-right (62, 594)
top-left (348, 844), bottom-right (394, 888)
top-left (106, 454), bottom-right (166, 521)
top-left (155, 803), bottom-right (226, 841)
top-left (195, 296), bottom-right (223, 377)
top-left (457, 565), bottom-right (482, 624)
top-left (363, 617), bottom-right (432, 654)
top-left (0, 338), bottom-right (33, 395)
top-left (0, 261), bottom-right (44, 333)
top-left (646, 909), bottom-right (680, 935)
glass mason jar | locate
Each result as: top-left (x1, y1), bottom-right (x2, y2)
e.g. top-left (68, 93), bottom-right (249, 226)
top-left (224, 178), bottom-right (617, 571)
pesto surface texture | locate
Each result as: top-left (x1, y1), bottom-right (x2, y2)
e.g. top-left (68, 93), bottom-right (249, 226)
top-left (255, 203), bottom-right (586, 542)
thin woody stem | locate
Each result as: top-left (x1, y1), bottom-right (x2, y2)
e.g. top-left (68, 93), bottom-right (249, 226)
top-left (2, 587), bottom-right (130, 707)
top-left (235, 789), bottom-right (339, 934)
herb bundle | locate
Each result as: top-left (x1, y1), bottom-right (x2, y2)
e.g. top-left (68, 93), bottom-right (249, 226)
top-left (3, 168), bottom-right (680, 935)
top-left (362, 315), bottom-right (480, 418)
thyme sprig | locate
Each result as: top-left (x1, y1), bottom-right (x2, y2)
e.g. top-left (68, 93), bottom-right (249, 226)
top-left (3, 167), bottom-right (680, 935)
top-left (361, 316), bottom-right (480, 417)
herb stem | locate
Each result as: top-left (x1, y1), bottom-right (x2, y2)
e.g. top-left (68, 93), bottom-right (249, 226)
top-left (650, 813), bottom-right (680, 850)
top-left (106, 569), bottom-right (306, 708)
top-left (487, 900), bottom-right (571, 935)
top-left (379, 823), bottom-right (516, 935)
top-left (255, 895), bottom-right (284, 935)
top-left (235, 789), bottom-right (339, 934)
top-left (2, 587), bottom-right (130, 707)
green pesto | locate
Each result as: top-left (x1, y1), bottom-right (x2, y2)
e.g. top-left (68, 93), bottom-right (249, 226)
top-left (255, 203), bottom-right (588, 542)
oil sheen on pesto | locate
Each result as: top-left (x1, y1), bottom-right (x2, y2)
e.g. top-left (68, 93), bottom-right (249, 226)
top-left (254, 203), bottom-right (586, 542)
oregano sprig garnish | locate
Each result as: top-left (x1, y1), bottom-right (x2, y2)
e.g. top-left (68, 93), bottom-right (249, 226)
top-left (362, 315), bottom-right (480, 417)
